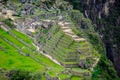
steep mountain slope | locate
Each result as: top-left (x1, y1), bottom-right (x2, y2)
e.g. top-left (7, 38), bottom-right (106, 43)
top-left (0, 0), bottom-right (119, 80)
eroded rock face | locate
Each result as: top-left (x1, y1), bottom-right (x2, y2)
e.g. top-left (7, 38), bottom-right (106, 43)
top-left (89, 0), bottom-right (120, 77)
top-left (79, 0), bottom-right (115, 22)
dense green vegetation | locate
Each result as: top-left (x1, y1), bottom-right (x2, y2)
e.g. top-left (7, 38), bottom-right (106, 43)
top-left (2, 19), bottom-right (15, 28)
top-left (0, 69), bottom-right (45, 80)
top-left (0, 29), bottom-right (44, 71)
top-left (92, 55), bottom-right (119, 80)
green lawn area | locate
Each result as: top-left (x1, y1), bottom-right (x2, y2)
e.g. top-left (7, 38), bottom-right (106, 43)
top-left (11, 30), bottom-right (33, 44)
top-left (71, 76), bottom-right (82, 80)
top-left (0, 39), bottom-right (45, 72)
top-left (59, 74), bottom-right (71, 80)
top-left (0, 28), bottom-right (67, 78)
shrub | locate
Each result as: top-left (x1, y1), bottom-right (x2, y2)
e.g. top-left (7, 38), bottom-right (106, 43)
top-left (7, 70), bottom-right (42, 80)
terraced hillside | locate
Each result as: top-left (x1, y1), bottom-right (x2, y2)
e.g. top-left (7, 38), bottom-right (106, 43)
top-left (38, 21), bottom-right (100, 70)
top-left (0, 0), bottom-right (119, 80)
top-left (0, 7), bottom-right (100, 79)
top-left (0, 26), bottom-right (94, 80)
top-left (0, 27), bottom-right (67, 79)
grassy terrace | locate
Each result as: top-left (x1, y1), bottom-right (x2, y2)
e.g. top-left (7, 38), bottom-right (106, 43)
top-left (43, 30), bottom-right (63, 50)
top-left (71, 76), bottom-right (83, 80)
top-left (0, 38), bottom-right (45, 72)
top-left (11, 30), bottom-right (33, 44)
top-left (42, 26), bottom-right (81, 67)
top-left (0, 28), bottom-right (67, 79)
top-left (41, 22), bottom-right (101, 73)
top-left (0, 25), bottom-right (99, 79)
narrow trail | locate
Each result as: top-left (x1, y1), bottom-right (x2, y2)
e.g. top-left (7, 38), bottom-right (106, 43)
top-left (0, 22), bottom-right (10, 31)
top-left (91, 58), bottom-right (99, 71)
top-left (33, 43), bottom-right (61, 66)
top-left (40, 51), bottom-right (61, 66)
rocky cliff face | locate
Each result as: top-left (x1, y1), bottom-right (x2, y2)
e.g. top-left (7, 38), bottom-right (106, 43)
top-left (69, 0), bottom-right (120, 76)
top-left (68, 0), bottom-right (116, 24)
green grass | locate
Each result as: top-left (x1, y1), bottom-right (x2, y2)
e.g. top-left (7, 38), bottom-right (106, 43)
top-left (11, 30), bottom-right (33, 44)
top-left (0, 28), bottom-right (65, 76)
top-left (54, 47), bottom-right (68, 57)
top-left (0, 40), bottom-right (45, 72)
top-left (59, 74), bottom-right (71, 80)
top-left (0, 31), bottom-right (24, 48)
top-left (46, 67), bottom-right (65, 77)
top-left (0, 31), bottom-right (44, 71)
top-left (42, 26), bottom-right (93, 68)
top-left (0, 29), bottom-right (36, 52)
top-left (71, 68), bottom-right (90, 73)
top-left (71, 76), bottom-right (82, 80)
top-left (52, 50), bottom-right (65, 61)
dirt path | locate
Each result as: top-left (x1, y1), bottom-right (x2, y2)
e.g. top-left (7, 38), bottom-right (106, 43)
top-left (91, 58), bottom-right (99, 71)
top-left (0, 22), bottom-right (10, 31)
top-left (40, 51), bottom-right (61, 66)
top-left (33, 43), bottom-right (61, 66)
